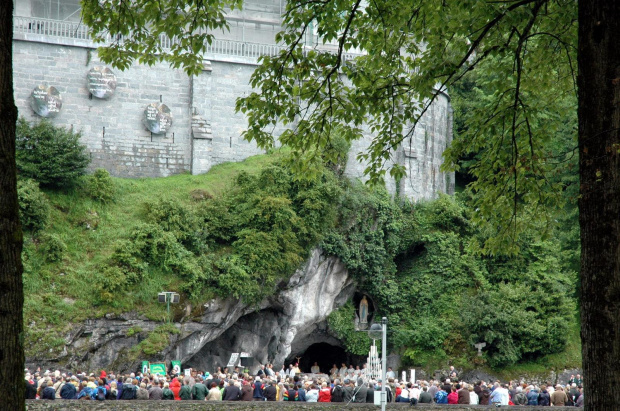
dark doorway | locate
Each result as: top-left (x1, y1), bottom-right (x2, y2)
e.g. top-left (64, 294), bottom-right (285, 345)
top-left (291, 343), bottom-right (366, 375)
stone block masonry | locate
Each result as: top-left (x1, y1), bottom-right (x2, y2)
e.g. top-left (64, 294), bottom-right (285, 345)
top-left (13, 37), bottom-right (454, 200)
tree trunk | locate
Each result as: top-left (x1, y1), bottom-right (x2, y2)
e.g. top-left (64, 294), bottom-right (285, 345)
top-left (0, 1), bottom-right (25, 409)
top-left (578, 1), bottom-right (620, 409)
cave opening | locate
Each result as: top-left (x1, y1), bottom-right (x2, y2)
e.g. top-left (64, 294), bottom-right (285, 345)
top-left (290, 343), bottom-right (366, 375)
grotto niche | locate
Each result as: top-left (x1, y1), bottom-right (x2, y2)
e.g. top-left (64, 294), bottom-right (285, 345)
top-left (286, 342), bottom-right (367, 375)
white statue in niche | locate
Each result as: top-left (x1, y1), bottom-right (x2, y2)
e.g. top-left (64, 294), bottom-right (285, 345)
top-left (359, 295), bottom-right (369, 324)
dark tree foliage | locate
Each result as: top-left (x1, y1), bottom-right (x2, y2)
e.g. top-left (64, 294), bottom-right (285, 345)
top-left (16, 118), bottom-right (90, 188)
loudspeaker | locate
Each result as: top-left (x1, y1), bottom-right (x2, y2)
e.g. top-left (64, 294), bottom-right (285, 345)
top-left (240, 357), bottom-right (253, 367)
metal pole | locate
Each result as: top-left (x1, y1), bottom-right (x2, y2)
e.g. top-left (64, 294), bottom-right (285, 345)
top-left (381, 317), bottom-right (387, 411)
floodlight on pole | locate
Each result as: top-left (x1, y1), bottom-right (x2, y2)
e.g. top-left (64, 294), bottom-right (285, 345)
top-left (158, 291), bottom-right (180, 322)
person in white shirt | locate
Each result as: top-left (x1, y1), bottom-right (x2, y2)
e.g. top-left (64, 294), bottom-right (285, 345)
top-left (310, 362), bottom-right (320, 374)
top-left (410, 383), bottom-right (421, 401)
top-left (468, 384), bottom-right (479, 404)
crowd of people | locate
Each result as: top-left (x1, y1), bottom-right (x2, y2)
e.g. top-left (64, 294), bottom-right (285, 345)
top-left (24, 363), bottom-right (585, 407)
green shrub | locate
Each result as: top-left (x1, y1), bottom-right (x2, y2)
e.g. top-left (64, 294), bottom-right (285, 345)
top-left (16, 117), bottom-right (90, 188)
top-left (145, 198), bottom-right (202, 251)
top-left (17, 178), bottom-right (50, 232)
top-left (88, 168), bottom-right (115, 203)
top-left (40, 233), bottom-right (66, 263)
top-left (327, 302), bottom-right (371, 355)
top-left (130, 324), bottom-right (180, 357)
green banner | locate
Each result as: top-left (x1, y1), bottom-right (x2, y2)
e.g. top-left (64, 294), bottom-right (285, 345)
top-left (141, 361), bottom-right (149, 375)
top-left (171, 361), bottom-right (182, 375)
top-left (149, 363), bottom-right (167, 376)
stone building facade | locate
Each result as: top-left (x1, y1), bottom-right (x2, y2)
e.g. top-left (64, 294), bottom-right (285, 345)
top-left (12, 0), bottom-right (454, 200)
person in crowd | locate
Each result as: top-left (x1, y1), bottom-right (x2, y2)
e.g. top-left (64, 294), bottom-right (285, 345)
top-left (223, 380), bottom-right (242, 401)
top-left (575, 374), bottom-right (583, 386)
top-left (283, 383), bottom-right (298, 401)
top-left (457, 383), bottom-right (470, 404)
top-left (366, 382), bottom-right (376, 403)
top-left (207, 382), bottom-right (221, 401)
top-left (41, 381), bottom-right (56, 400)
top-left (147, 380), bottom-right (161, 400)
top-left (306, 383), bottom-right (319, 402)
top-left (435, 385), bottom-right (448, 404)
top-left (60, 377), bottom-right (77, 399)
top-left (179, 379), bottom-right (192, 400)
top-left (318, 382), bottom-right (331, 402)
top-left (264, 380), bottom-right (277, 401)
top-left (240, 378), bottom-right (253, 401)
top-left (526, 385), bottom-right (539, 405)
top-left (447, 385), bottom-right (458, 404)
top-left (136, 382), bottom-right (149, 400)
top-left (25, 375), bottom-right (37, 400)
top-left (442, 378), bottom-right (452, 394)
top-left (76, 381), bottom-right (91, 400)
top-left (191, 376), bottom-right (208, 400)
top-left (551, 384), bottom-right (569, 406)
top-left (513, 386), bottom-right (527, 405)
top-left (331, 378), bottom-right (344, 402)
top-left (428, 381), bottom-right (439, 399)
top-left (339, 363), bottom-right (347, 377)
top-left (251, 377), bottom-right (264, 401)
top-left (569, 383), bottom-right (580, 405)
top-left (410, 383), bottom-right (421, 402)
top-left (162, 382), bottom-right (175, 400)
top-left (342, 379), bottom-right (354, 403)
top-left (352, 378), bottom-right (367, 403)
top-left (575, 387), bottom-right (584, 407)
top-left (418, 386), bottom-right (432, 403)
top-left (468, 384), bottom-right (479, 405)
top-left (169, 377), bottom-right (181, 400)
top-left (448, 366), bottom-right (457, 378)
top-left (106, 381), bottom-right (118, 400)
top-left (395, 382), bottom-right (409, 403)
top-left (490, 382), bottom-right (509, 405)
top-left (537, 384), bottom-right (550, 406)
top-left (386, 367), bottom-right (396, 379)
top-left (92, 380), bottom-right (107, 401)
top-left (120, 378), bottom-right (137, 400)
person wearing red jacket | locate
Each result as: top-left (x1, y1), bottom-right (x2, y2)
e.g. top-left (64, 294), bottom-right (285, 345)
top-left (448, 386), bottom-right (458, 404)
top-left (170, 377), bottom-right (181, 400)
top-left (318, 382), bottom-right (331, 402)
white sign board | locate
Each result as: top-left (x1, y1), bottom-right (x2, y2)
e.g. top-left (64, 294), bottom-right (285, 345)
top-left (227, 353), bottom-right (240, 367)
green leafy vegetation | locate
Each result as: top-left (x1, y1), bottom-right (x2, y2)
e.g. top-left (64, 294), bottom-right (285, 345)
top-left (130, 324), bottom-right (180, 358)
top-left (324, 191), bottom-right (577, 370)
top-left (87, 168), bottom-right (116, 203)
top-left (16, 118), bottom-right (90, 188)
top-left (20, 149), bottom-right (578, 371)
top-left (17, 178), bottom-right (50, 233)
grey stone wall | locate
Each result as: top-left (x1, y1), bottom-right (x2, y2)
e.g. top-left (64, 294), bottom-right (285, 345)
top-left (13, 40), bottom-right (192, 178)
top-left (12, 37), bottom-right (453, 200)
top-left (25, 400), bottom-right (577, 410)
top-left (343, 91), bottom-right (454, 201)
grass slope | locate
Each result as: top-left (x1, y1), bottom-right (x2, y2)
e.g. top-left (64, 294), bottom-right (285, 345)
top-left (23, 153), bottom-right (280, 357)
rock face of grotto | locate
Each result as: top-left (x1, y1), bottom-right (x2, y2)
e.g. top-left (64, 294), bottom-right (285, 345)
top-left (27, 249), bottom-right (365, 374)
